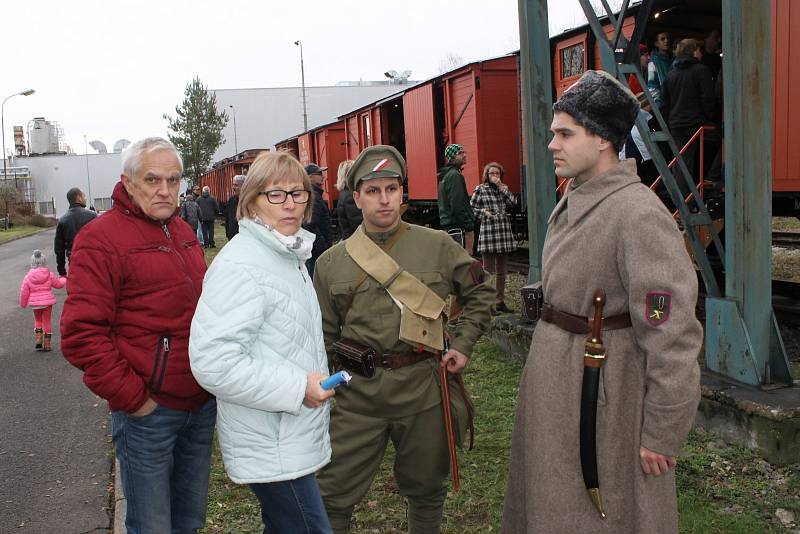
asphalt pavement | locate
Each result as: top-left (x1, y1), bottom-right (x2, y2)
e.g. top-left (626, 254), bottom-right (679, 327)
top-left (0, 229), bottom-right (112, 533)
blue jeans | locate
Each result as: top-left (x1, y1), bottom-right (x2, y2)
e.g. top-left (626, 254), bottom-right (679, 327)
top-left (250, 474), bottom-right (333, 534)
top-left (112, 398), bottom-right (216, 534)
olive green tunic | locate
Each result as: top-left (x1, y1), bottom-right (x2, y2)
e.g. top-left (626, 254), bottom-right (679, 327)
top-left (313, 223), bottom-right (494, 418)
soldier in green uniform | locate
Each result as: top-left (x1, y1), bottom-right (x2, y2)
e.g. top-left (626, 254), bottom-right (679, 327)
top-left (313, 145), bottom-right (495, 534)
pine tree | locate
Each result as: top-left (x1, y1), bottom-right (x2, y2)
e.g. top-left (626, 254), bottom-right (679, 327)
top-left (163, 77), bottom-right (228, 186)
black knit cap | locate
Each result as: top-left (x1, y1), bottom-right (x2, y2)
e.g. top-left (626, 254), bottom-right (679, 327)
top-left (552, 70), bottom-right (639, 151)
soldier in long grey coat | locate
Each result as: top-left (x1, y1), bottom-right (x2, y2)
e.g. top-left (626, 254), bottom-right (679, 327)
top-left (502, 70), bottom-right (702, 533)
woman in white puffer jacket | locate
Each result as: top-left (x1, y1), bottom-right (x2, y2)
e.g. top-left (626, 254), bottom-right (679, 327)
top-left (190, 151), bottom-right (335, 534)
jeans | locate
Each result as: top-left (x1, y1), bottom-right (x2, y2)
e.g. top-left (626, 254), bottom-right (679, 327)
top-left (250, 474), bottom-right (333, 534)
top-left (112, 398), bottom-right (217, 534)
top-left (195, 224), bottom-right (204, 246)
top-left (200, 220), bottom-right (215, 246)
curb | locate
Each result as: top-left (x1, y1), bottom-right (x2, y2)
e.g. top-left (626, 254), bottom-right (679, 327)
top-left (0, 226), bottom-right (55, 246)
top-left (114, 458), bottom-right (126, 533)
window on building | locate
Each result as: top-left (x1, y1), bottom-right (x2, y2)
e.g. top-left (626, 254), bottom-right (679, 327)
top-left (93, 197), bottom-right (113, 212)
top-left (561, 43), bottom-right (585, 79)
top-left (38, 201), bottom-right (55, 216)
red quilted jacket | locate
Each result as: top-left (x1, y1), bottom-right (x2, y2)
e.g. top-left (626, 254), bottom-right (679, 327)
top-left (60, 181), bottom-right (210, 413)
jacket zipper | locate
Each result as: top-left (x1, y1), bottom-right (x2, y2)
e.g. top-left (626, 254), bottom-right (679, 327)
top-left (148, 335), bottom-right (170, 393)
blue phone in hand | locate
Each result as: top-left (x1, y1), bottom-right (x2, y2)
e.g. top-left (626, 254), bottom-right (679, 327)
top-left (320, 370), bottom-right (352, 390)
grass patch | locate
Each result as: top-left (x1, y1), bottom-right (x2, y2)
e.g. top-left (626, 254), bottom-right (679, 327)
top-left (773, 217), bottom-right (800, 232)
top-left (0, 224), bottom-right (49, 245)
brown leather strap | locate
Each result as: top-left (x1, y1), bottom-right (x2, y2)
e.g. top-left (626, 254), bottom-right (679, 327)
top-left (341, 222), bottom-right (410, 321)
top-left (439, 359), bottom-right (460, 491)
top-left (373, 350), bottom-right (434, 369)
top-left (541, 304), bottom-right (632, 335)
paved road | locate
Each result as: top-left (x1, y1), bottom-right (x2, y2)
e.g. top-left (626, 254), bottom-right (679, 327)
top-left (0, 229), bottom-right (112, 533)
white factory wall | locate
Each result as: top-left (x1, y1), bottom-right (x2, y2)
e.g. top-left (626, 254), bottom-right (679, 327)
top-left (14, 152), bottom-right (122, 217)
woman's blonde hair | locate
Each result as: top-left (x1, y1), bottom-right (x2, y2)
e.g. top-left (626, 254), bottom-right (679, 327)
top-left (237, 151), bottom-right (313, 223)
top-left (336, 160), bottom-right (355, 191)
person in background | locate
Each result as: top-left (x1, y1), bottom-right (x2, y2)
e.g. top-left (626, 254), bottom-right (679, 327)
top-left (60, 137), bottom-right (216, 534)
top-left (470, 162), bottom-right (517, 315)
top-left (302, 163), bottom-right (332, 277)
top-left (647, 31), bottom-right (673, 107)
top-left (334, 160), bottom-right (360, 239)
top-left (225, 174), bottom-right (246, 240)
top-left (701, 29), bottom-right (722, 82)
top-left (181, 191), bottom-right (201, 237)
top-left (438, 143), bottom-right (476, 323)
top-left (660, 38), bottom-right (718, 197)
top-left (627, 43), bottom-right (650, 95)
top-left (190, 151), bottom-right (334, 534)
top-left (196, 185), bottom-right (219, 248)
top-left (54, 187), bottom-right (96, 276)
top-left (19, 249), bottom-right (67, 352)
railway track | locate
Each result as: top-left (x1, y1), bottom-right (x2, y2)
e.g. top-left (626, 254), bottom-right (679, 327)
top-left (772, 231), bottom-right (800, 249)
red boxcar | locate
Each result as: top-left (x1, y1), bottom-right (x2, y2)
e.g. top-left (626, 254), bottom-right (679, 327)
top-left (198, 149), bottom-right (267, 204)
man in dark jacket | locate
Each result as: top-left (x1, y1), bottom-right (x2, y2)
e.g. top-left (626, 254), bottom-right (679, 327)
top-left (661, 38), bottom-right (717, 198)
top-left (54, 187), bottom-right (96, 276)
top-left (196, 186), bottom-right (219, 248)
top-left (60, 137), bottom-right (215, 533)
top-left (224, 174), bottom-right (245, 240)
top-left (438, 144), bottom-right (476, 322)
top-left (438, 144), bottom-right (475, 252)
top-left (302, 163), bottom-right (332, 277)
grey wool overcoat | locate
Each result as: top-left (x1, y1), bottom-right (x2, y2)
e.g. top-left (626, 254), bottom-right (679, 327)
top-left (501, 160), bottom-right (702, 533)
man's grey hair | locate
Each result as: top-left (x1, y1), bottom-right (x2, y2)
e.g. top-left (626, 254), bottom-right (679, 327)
top-left (233, 174), bottom-right (246, 184)
top-left (121, 137), bottom-right (183, 182)
top-left (202, 185), bottom-right (210, 193)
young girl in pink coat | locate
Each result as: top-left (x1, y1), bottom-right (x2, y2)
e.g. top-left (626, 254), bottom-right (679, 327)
top-left (19, 250), bottom-right (67, 351)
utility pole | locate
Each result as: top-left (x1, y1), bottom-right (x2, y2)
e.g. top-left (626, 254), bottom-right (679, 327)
top-left (83, 135), bottom-right (93, 210)
top-left (294, 40), bottom-right (309, 132)
top-left (229, 104), bottom-right (239, 155)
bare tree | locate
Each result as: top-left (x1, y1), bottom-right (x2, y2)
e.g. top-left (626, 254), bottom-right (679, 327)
top-left (437, 52), bottom-right (466, 74)
top-left (0, 183), bottom-right (18, 230)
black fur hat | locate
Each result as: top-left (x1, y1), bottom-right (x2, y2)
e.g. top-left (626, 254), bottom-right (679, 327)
top-left (552, 70), bottom-right (639, 151)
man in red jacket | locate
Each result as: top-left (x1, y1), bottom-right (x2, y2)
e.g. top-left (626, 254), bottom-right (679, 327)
top-left (61, 137), bottom-right (216, 534)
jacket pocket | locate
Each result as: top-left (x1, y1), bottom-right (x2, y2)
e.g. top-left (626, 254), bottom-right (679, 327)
top-left (148, 335), bottom-right (171, 393)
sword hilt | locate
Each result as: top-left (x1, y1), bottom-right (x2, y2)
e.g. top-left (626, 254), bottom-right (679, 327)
top-left (585, 289), bottom-right (607, 367)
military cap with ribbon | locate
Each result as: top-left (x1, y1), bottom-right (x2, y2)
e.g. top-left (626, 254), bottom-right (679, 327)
top-left (347, 144), bottom-right (407, 192)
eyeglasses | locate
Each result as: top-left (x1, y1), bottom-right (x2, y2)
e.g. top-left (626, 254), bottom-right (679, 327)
top-left (257, 189), bottom-right (311, 204)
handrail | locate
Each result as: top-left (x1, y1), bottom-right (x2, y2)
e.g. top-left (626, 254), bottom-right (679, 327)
top-left (648, 125), bottom-right (718, 217)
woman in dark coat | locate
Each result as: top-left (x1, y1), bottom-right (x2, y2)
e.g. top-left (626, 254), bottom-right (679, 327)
top-left (470, 162), bottom-right (517, 314)
top-left (334, 160), bottom-right (360, 239)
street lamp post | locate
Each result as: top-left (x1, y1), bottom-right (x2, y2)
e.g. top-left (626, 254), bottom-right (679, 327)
top-left (1, 89), bottom-right (34, 230)
top-left (83, 135), bottom-right (93, 210)
top-left (293, 40), bottom-right (308, 132)
top-left (1, 89), bottom-right (35, 180)
top-left (229, 104), bottom-right (239, 155)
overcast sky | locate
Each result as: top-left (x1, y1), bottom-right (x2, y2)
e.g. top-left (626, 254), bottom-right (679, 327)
top-left (2, 0), bottom-right (604, 158)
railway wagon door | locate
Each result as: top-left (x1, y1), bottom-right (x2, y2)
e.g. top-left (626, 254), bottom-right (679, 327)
top-left (772, 0), bottom-right (800, 214)
top-left (403, 84), bottom-right (439, 201)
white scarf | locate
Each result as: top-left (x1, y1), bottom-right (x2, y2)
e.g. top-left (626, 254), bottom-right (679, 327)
top-left (252, 216), bottom-right (314, 261)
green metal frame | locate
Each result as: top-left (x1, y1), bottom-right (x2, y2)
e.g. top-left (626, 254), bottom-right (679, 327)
top-left (518, 0), bottom-right (556, 282)
top-left (572, 0), bottom-right (791, 387)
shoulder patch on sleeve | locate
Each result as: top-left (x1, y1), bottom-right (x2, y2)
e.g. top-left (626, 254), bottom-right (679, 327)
top-left (646, 291), bottom-right (671, 326)
top-left (468, 260), bottom-right (486, 285)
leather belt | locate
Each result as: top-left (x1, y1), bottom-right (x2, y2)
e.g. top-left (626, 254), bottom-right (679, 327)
top-left (373, 350), bottom-right (434, 369)
top-left (541, 304), bottom-right (631, 334)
